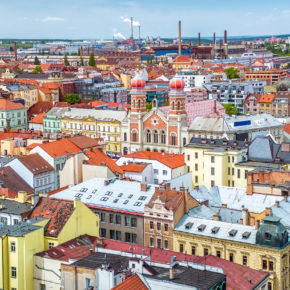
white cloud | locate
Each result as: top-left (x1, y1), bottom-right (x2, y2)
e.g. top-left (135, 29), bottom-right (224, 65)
top-left (42, 17), bottom-right (67, 22)
top-left (121, 16), bottom-right (140, 27)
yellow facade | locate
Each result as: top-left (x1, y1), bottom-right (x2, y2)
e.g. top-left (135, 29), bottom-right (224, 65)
top-left (0, 200), bottom-right (99, 290)
top-left (97, 120), bottom-right (122, 154)
top-left (185, 146), bottom-right (249, 189)
top-left (10, 86), bottom-right (38, 108)
top-left (173, 230), bottom-right (289, 290)
top-left (61, 116), bottom-right (122, 153)
top-left (0, 224), bottom-right (44, 290)
top-left (120, 73), bottom-right (132, 89)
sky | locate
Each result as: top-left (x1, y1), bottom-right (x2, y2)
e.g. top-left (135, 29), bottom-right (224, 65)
top-left (0, 0), bottom-right (289, 39)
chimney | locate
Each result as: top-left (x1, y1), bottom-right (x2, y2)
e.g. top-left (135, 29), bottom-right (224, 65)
top-left (104, 180), bottom-right (110, 186)
top-left (131, 17), bottom-right (134, 39)
top-left (80, 46), bottom-right (83, 57)
top-left (284, 195), bottom-right (288, 202)
top-left (221, 204), bottom-right (227, 208)
top-left (165, 183), bottom-right (171, 190)
top-left (219, 39), bottom-right (223, 49)
top-left (178, 21), bottom-right (182, 56)
top-left (255, 220), bottom-right (260, 229)
top-left (141, 183), bottom-right (148, 192)
top-left (242, 208), bottom-right (248, 225)
top-left (14, 42), bottom-right (17, 62)
top-left (265, 207), bottom-right (272, 216)
top-left (275, 200), bottom-right (279, 207)
top-left (213, 32), bottom-right (216, 46)
top-left (224, 30), bottom-right (227, 44)
top-left (169, 268), bottom-right (174, 280)
top-left (138, 26), bottom-right (141, 43)
top-left (198, 32), bottom-right (201, 46)
top-left (213, 214), bottom-right (220, 221)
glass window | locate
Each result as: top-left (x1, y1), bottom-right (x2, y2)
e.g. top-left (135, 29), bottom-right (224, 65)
top-left (192, 246), bottom-right (196, 255)
top-left (11, 267), bottom-right (16, 278)
top-left (116, 231), bottom-right (121, 241)
top-left (216, 251), bottom-right (221, 257)
top-left (150, 237), bottom-right (154, 247)
top-left (48, 242), bottom-right (54, 249)
top-left (269, 261), bottom-right (274, 271)
top-left (132, 234), bottom-right (137, 244)
top-left (164, 240), bottom-right (169, 249)
top-left (163, 170), bottom-right (167, 175)
top-left (154, 169), bottom-right (159, 174)
top-left (10, 242), bottom-right (16, 252)
top-left (243, 256), bottom-right (247, 265)
top-left (211, 156), bottom-right (215, 163)
top-left (115, 215), bottom-right (121, 225)
top-left (131, 218), bottom-right (137, 228)
top-left (262, 260), bottom-right (267, 270)
top-left (100, 213), bottom-right (106, 222)
top-left (195, 152), bottom-right (198, 159)
top-left (204, 248), bottom-right (209, 256)
top-left (179, 244), bottom-right (184, 253)
top-left (157, 223), bottom-right (161, 231)
top-left (211, 167), bottom-right (215, 175)
top-left (110, 230), bottom-right (115, 239)
top-left (157, 238), bottom-right (162, 248)
top-left (125, 216), bottom-right (131, 227)
top-left (164, 224), bottom-right (169, 232)
top-left (229, 253), bottom-right (234, 262)
top-left (125, 232), bottom-right (131, 243)
top-left (195, 164), bottom-right (198, 171)
top-left (150, 221), bottom-right (154, 229)
top-left (100, 228), bottom-right (106, 238)
top-left (109, 214), bottom-right (114, 224)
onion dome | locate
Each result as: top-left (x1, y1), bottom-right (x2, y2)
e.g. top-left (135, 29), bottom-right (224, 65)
top-left (169, 76), bottom-right (185, 90)
top-left (131, 73), bottom-right (145, 90)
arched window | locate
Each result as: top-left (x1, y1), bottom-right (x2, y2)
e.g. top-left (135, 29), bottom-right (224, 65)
top-left (146, 129), bottom-right (151, 143)
top-left (183, 137), bottom-right (187, 146)
top-left (161, 130), bottom-right (166, 144)
top-left (132, 130), bottom-right (137, 142)
top-left (124, 132), bottom-right (127, 142)
top-left (177, 101), bottom-right (181, 111)
top-left (153, 130), bottom-right (158, 144)
top-left (172, 102), bottom-right (175, 110)
top-left (171, 133), bottom-right (176, 146)
top-left (138, 99), bottom-right (141, 108)
top-left (133, 99), bottom-right (136, 108)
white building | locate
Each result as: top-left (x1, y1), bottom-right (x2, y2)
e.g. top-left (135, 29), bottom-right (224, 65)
top-left (6, 153), bottom-right (55, 194)
top-left (177, 70), bottom-right (212, 91)
top-left (116, 151), bottom-right (186, 185)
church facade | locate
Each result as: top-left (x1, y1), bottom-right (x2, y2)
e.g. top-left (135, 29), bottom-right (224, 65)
top-left (121, 72), bottom-right (190, 154)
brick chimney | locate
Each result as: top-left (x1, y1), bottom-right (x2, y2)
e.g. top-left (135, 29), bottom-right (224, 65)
top-left (275, 200), bottom-right (279, 207)
top-left (213, 214), bottom-right (220, 221)
top-left (255, 220), bottom-right (260, 229)
top-left (141, 183), bottom-right (148, 192)
top-left (169, 267), bottom-right (174, 280)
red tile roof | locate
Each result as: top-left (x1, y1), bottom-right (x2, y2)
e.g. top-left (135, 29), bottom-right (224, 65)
top-left (120, 163), bottom-right (147, 173)
top-left (259, 93), bottom-right (275, 103)
top-left (18, 153), bottom-right (54, 175)
top-left (26, 143), bottom-right (39, 150)
top-left (68, 136), bottom-right (103, 150)
top-left (174, 55), bottom-right (192, 63)
top-left (112, 274), bottom-right (148, 290)
top-left (29, 112), bottom-right (46, 124)
top-left (284, 124), bottom-right (290, 135)
top-left (36, 234), bottom-right (97, 261)
top-left (29, 197), bottom-right (75, 237)
top-left (123, 151), bottom-right (185, 169)
top-left (95, 238), bottom-right (269, 290)
top-left (36, 139), bottom-right (82, 158)
top-left (0, 99), bottom-right (25, 110)
top-left (46, 185), bottom-right (69, 196)
top-left (27, 101), bottom-right (53, 116)
top-left (85, 149), bottom-right (123, 174)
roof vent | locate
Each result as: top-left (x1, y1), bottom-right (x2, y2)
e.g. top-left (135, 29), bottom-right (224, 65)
top-left (242, 232), bottom-right (251, 239)
top-left (211, 226), bottom-right (220, 234)
top-left (229, 229), bottom-right (237, 237)
top-left (185, 222), bottom-right (193, 229)
top-left (198, 224), bottom-right (206, 232)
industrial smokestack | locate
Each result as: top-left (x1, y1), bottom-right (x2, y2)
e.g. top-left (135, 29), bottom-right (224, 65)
top-left (219, 39), bottom-right (223, 49)
top-left (213, 33), bottom-right (216, 46)
top-left (224, 30), bottom-right (227, 44)
top-left (14, 42), bottom-right (17, 62)
top-left (178, 20), bottom-right (181, 56)
top-left (198, 33), bottom-right (200, 46)
top-left (138, 26), bottom-right (141, 43)
top-left (131, 17), bottom-right (134, 39)
top-left (80, 46), bottom-right (83, 57)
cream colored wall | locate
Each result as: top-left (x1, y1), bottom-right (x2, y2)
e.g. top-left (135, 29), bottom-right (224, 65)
top-left (82, 164), bottom-right (115, 181)
top-left (173, 231), bottom-right (289, 290)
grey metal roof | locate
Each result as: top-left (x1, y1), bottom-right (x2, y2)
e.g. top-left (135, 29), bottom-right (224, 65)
top-left (0, 222), bottom-right (42, 237)
top-left (174, 215), bottom-right (257, 245)
top-left (0, 199), bottom-right (33, 215)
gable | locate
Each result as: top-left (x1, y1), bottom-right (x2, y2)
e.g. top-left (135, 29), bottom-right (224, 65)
top-left (143, 111), bottom-right (167, 130)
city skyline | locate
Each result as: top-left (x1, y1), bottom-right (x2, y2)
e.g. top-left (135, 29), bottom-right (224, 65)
top-left (1, 0), bottom-right (290, 39)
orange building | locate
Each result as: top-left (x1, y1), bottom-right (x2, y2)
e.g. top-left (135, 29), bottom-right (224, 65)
top-left (245, 69), bottom-right (287, 85)
top-left (258, 93), bottom-right (275, 114)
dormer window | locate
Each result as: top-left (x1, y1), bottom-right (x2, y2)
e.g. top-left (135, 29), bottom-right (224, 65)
top-left (265, 232), bottom-right (272, 241)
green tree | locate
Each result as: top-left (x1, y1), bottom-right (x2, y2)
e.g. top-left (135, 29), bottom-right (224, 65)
top-left (80, 56), bottom-right (84, 66)
top-left (225, 67), bottom-right (239, 79)
top-left (88, 53), bottom-right (96, 67)
top-left (224, 104), bottom-right (238, 115)
top-left (146, 102), bottom-right (152, 111)
top-left (34, 56), bottom-right (40, 65)
top-left (64, 93), bottom-right (81, 105)
top-left (64, 53), bottom-right (69, 66)
top-left (31, 66), bottom-right (43, 74)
